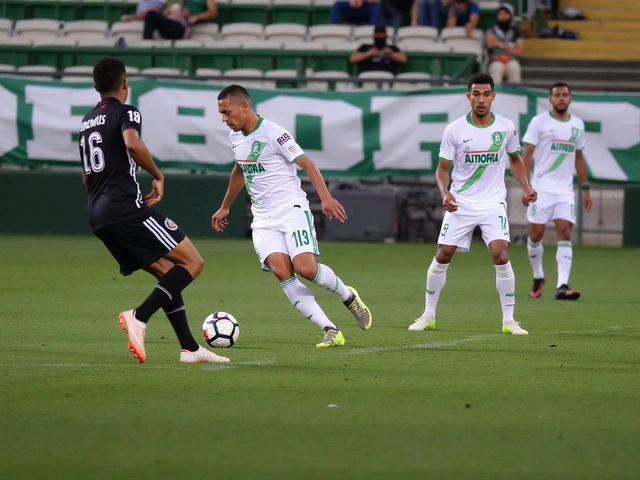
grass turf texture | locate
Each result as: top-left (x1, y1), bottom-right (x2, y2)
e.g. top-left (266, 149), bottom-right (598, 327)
top-left (1, 235), bottom-right (639, 479)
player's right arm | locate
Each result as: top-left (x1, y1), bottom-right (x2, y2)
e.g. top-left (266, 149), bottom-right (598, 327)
top-left (211, 163), bottom-right (245, 232)
top-left (436, 159), bottom-right (457, 212)
top-left (122, 129), bottom-right (164, 206)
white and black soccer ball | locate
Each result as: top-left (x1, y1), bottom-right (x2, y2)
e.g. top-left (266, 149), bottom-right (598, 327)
top-left (202, 312), bottom-right (239, 348)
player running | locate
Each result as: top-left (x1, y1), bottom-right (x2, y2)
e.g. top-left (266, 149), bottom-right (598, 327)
top-left (212, 84), bottom-right (371, 348)
top-left (80, 56), bottom-right (228, 364)
top-left (409, 73), bottom-right (537, 335)
top-left (523, 82), bottom-right (591, 300)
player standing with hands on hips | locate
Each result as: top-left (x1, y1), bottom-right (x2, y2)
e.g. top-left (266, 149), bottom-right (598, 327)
top-left (409, 73), bottom-right (537, 335)
top-left (212, 85), bottom-right (372, 348)
top-left (522, 82), bottom-right (591, 300)
top-left (80, 57), bottom-right (229, 364)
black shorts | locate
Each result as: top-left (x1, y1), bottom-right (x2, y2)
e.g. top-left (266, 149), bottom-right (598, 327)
top-left (94, 210), bottom-right (186, 276)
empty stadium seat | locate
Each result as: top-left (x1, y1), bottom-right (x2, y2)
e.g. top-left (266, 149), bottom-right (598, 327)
top-left (126, 39), bottom-right (173, 48)
top-left (357, 70), bottom-right (394, 90)
top-left (223, 68), bottom-right (264, 86)
top-left (263, 68), bottom-right (298, 88)
top-left (32, 37), bottom-right (77, 47)
top-left (77, 37), bottom-right (116, 47)
top-left (307, 70), bottom-right (350, 91)
top-left (15, 19), bottom-right (60, 41)
top-left (220, 22), bottom-right (264, 42)
top-left (264, 23), bottom-right (307, 43)
top-left (309, 24), bottom-right (351, 44)
top-left (188, 22), bottom-right (219, 42)
top-left (394, 71), bottom-right (432, 90)
top-left (227, 0), bottom-right (271, 24)
top-left (445, 38), bottom-right (483, 61)
top-left (396, 26), bottom-right (438, 43)
top-left (202, 39), bottom-right (244, 48)
top-left (283, 41), bottom-right (324, 51)
top-left (440, 27), bottom-right (483, 42)
top-left (323, 41), bottom-right (359, 52)
top-left (111, 21), bottom-right (144, 43)
top-left (0, 18), bottom-right (12, 37)
top-left (399, 41), bottom-right (452, 53)
top-left (0, 36), bottom-right (32, 46)
top-left (61, 65), bottom-right (94, 83)
top-left (174, 39), bottom-right (205, 48)
top-left (271, 0), bottom-right (313, 26)
top-left (16, 64), bottom-right (57, 79)
top-left (0, 63), bottom-right (16, 72)
top-left (353, 25), bottom-right (394, 44)
top-left (242, 40), bottom-right (284, 49)
top-left (140, 67), bottom-right (184, 76)
top-left (63, 20), bottom-right (108, 40)
top-left (195, 68), bottom-right (222, 77)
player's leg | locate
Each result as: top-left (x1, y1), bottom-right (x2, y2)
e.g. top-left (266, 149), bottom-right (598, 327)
top-left (409, 210), bottom-right (471, 331)
top-left (527, 200), bottom-right (552, 298)
top-left (554, 207), bottom-right (580, 299)
top-left (481, 206), bottom-right (528, 335)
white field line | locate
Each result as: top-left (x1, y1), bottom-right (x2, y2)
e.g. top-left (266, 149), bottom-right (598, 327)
top-left (0, 324), bottom-right (637, 369)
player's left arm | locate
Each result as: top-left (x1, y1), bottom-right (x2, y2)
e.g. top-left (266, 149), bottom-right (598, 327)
top-left (509, 151), bottom-right (537, 205)
top-left (295, 156), bottom-right (347, 222)
top-left (575, 149), bottom-right (592, 212)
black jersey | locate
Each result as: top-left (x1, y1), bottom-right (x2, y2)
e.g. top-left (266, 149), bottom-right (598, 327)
top-left (79, 96), bottom-right (150, 230)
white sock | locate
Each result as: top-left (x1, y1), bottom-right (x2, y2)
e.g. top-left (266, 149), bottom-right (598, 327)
top-left (527, 237), bottom-right (545, 279)
top-left (495, 262), bottom-right (515, 323)
top-left (424, 258), bottom-right (449, 318)
top-left (312, 263), bottom-right (352, 302)
top-left (556, 241), bottom-right (573, 288)
top-left (280, 275), bottom-right (336, 330)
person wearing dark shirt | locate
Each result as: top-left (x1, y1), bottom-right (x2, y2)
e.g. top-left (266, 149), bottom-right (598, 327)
top-left (446, 0), bottom-right (480, 37)
top-left (80, 56), bottom-right (229, 364)
top-left (349, 25), bottom-right (407, 75)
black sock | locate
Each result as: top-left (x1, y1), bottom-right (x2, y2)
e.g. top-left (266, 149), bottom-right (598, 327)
top-left (136, 266), bottom-right (194, 323)
top-left (163, 294), bottom-right (199, 351)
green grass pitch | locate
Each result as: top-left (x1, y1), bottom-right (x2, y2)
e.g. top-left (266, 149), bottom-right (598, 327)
top-left (1, 235), bottom-right (639, 479)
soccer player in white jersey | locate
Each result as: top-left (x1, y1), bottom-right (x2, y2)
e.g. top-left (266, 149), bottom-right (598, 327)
top-left (408, 73), bottom-right (537, 335)
top-left (523, 82), bottom-right (592, 300)
top-left (211, 85), bottom-right (372, 348)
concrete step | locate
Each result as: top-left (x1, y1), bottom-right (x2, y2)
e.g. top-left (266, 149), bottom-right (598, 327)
top-left (579, 9), bottom-right (640, 21)
top-left (521, 65), bottom-right (640, 82)
top-left (560, 0), bottom-right (639, 8)
top-left (520, 58), bottom-right (640, 69)
top-left (525, 39), bottom-right (640, 57)
top-left (523, 48), bottom-right (640, 61)
top-left (536, 20), bottom-right (640, 31)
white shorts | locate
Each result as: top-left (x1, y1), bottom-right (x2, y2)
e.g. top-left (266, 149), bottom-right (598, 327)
top-left (251, 204), bottom-right (319, 264)
top-left (527, 191), bottom-right (576, 224)
top-left (438, 203), bottom-right (510, 252)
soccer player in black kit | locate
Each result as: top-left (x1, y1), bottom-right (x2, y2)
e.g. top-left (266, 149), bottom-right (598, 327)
top-left (80, 56), bottom-right (229, 364)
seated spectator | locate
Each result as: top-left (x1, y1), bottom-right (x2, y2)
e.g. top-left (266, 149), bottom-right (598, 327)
top-left (121, 0), bottom-right (165, 22)
top-left (350, 25), bottom-right (407, 74)
top-left (330, 0), bottom-right (382, 26)
top-left (414, 0), bottom-right (441, 29)
top-left (380, 0), bottom-right (418, 31)
top-left (485, 3), bottom-right (524, 84)
top-left (143, 0), bottom-right (217, 40)
top-left (446, 0), bottom-right (480, 38)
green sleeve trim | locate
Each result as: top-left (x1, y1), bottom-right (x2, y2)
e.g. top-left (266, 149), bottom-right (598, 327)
top-left (439, 156), bottom-right (453, 162)
top-left (507, 150), bottom-right (520, 155)
top-left (523, 142), bottom-right (536, 147)
top-left (291, 153), bottom-right (305, 163)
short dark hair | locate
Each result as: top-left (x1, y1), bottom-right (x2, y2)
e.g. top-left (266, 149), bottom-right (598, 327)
top-left (467, 73), bottom-right (494, 92)
top-left (93, 56), bottom-right (126, 94)
top-left (217, 84), bottom-right (252, 104)
top-left (550, 82), bottom-right (571, 94)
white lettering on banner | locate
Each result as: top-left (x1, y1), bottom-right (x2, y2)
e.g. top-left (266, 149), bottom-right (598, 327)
top-left (256, 96), bottom-right (364, 170)
top-left (372, 94), bottom-right (463, 170)
top-left (26, 86), bottom-right (97, 161)
top-left (536, 99), bottom-right (638, 181)
top-left (138, 88), bottom-right (233, 164)
top-left (0, 85), bottom-right (19, 156)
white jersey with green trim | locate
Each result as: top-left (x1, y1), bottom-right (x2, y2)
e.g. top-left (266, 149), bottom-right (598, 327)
top-left (439, 112), bottom-right (520, 210)
top-left (522, 111), bottom-right (586, 195)
top-left (228, 117), bottom-right (307, 218)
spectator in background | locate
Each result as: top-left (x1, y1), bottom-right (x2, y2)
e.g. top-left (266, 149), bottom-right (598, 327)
top-left (121, 0), bottom-right (165, 22)
top-left (330, 0), bottom-right (382, 26)
top-left (350, 25), bottom-right (407, 74)
top-left (414, 0), bottom-right (441, 29)
top-left (143, 0), bottom-right (217, 40)
top-left (381, 0), bottom-right (418, 31)
top-left (446, 0), bottom-right (480, 38)
top-left (485, 3), bottom-right (523, 84)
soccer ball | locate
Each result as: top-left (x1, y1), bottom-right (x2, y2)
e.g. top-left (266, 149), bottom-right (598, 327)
top-left (202, 312), bottom-right (239, 348)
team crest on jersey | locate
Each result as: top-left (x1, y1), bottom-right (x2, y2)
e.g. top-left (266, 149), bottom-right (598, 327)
top-left (250, 141), bottom-right (262, 157)
top-left (491, 131), bottom-right (504, 146)
top-left (571, 127), bottom-right (580, 138)
top-left (164, 218), bottom-right (178, 231)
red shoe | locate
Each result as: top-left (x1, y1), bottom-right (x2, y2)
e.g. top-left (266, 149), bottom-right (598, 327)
top-left (529, 277), bottom-right (546, 298)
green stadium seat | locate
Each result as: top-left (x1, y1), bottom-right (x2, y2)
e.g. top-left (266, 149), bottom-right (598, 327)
top-left (2, 1), bottom-right (29, 22)
top-left (227, 0), bottom-right (271, 25)
top-left (28, 0), bottom-right (61, 21)
top-left (224, 67), bottom-right (264, 86)
top-left (310, 0), bottom-right (332, 25)
top-left (106, 0), bottom-right (137, 26)
top-left (80, 0), bottom-right (109, 21)
top-left (271, 0), bottom-right (311, 26)
top-left (236, 40), bottom-right (281, 70)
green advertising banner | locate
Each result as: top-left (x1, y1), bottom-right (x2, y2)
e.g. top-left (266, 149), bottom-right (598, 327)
top-left (0, 76), bottom-right (638, 182)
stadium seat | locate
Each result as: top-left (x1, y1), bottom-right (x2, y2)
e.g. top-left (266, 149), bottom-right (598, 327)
top-left (141, 67), bottom-right (184, 76)
top-left (307, 70), bottom-right (350, 91)
top-left (223, 68), bottom-right (264, 86)
top-left (111, 21), bottom-right (144, 43)
top-left (0, 18), bottom-right (12, 37)
top-left (309, 24), bottom-right (351, 44)
top-left (15, 19), bottom-right (60, 41)
top-left (394, 71), bottom-right (432, 90)
top-left (0, 36), bottom-right (32, 46)
top-left (396, 26), bottom-right (438, 43)
top-left (264, 23), bottom-right (307, 43)
top-left (271, 0), bottom-right (313, 26)
top-left (16, 64), bottom-right (57, 79)
top-left (310, 0), bottom-right (333, 25)
top-left (188, 22), bottom-right (219, 42)
top-left (357, 70), bottom-right (394, 90)
top-left (174, 39), bottom-right (205, 48)
top-left (195, 67), bottom-right (222, 77)
top-left (220, 22), bottom-right (264, 42)
top-left (445, 38), bottom-right (483, 61)
top-left (399, 40), bottom-right (452, 53)
top-left (353, 25), bottom-right (395, 44)
top-left (263, 68), bottom-right (298, 88)
top-left (242, 40), bottom-right (284, 49)
top-left (32, 37), bottom-right (77, 47)
top-left (63, 20), bottom-right (108, 40)
top-left (323, 41), bottom-right (359, 52)
top-left (440, 27), bottom-right (484, 42)
top-left (227, 0), bottom-right (271, 24)
top-left (61, 65), bottom-right (94, 82)
top-left (76, 37), bottom-right (116, 47)
top-left (283, 41), bottom-right (324, 50)
top-left (0, 63), bottom-right (16, 72)
top-left (202, 39), bottom-right (244, 48)
top-left (126, 39), bottom-right (173, 48)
